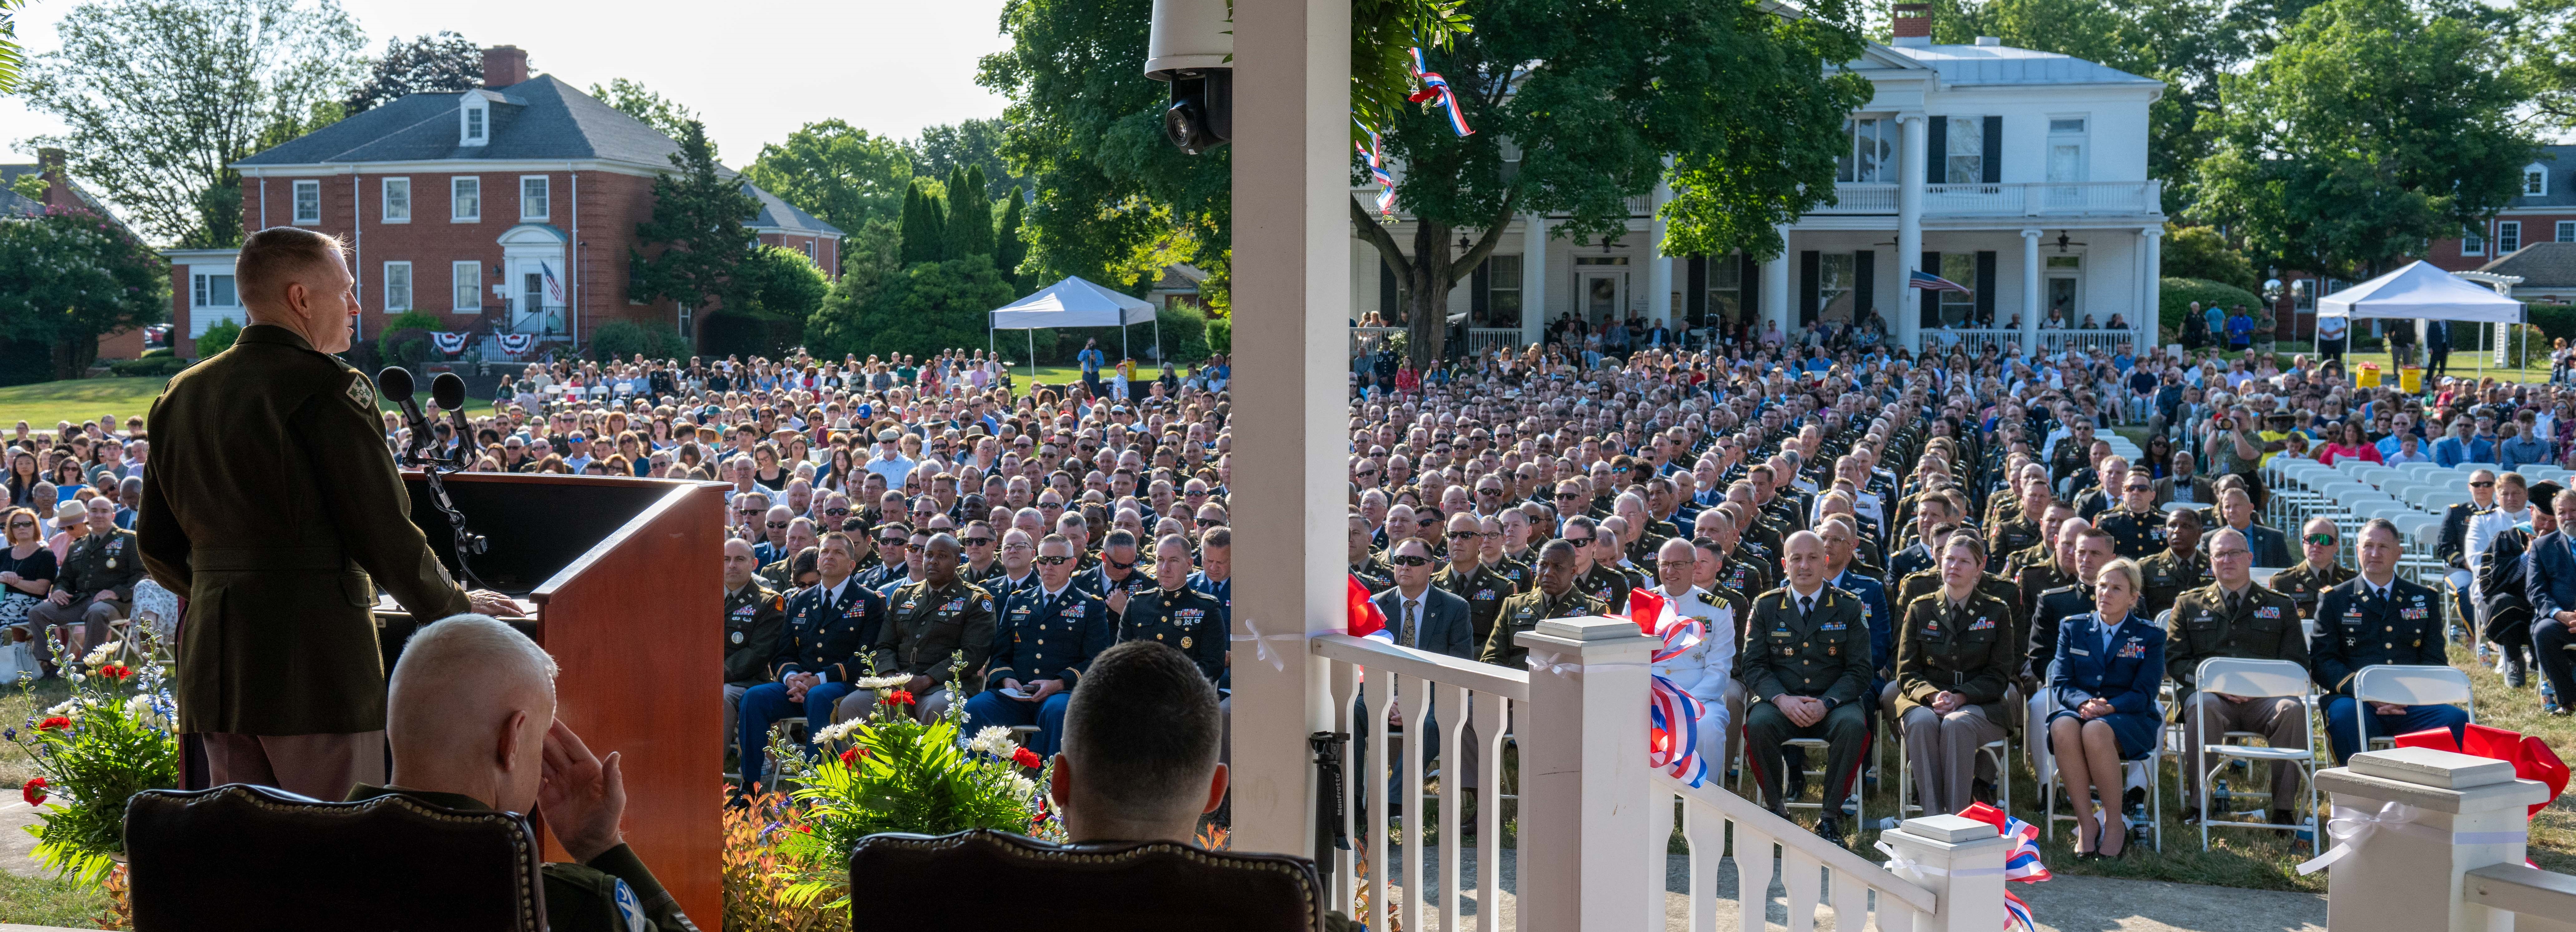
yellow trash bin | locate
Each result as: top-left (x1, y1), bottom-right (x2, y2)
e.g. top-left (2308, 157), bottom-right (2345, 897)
top-left (2358, 363), bottom-right (2381, 388)
top-left (2399, 366), bottom-right (2424, 393)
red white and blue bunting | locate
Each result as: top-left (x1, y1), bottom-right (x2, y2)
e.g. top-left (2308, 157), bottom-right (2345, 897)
top-left (1625, 588), bottom-right (1710, 788)
top-left (429, 332), bottom-right (467, 355)
top-left (1405, 47), bottom-right (1475, 138)
top-left (1355, 46), bottom-right (1476, 218)
top-left (497, 333), bottom-right (536, 356)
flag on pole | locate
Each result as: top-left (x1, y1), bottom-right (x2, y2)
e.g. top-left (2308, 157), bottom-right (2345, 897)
top-left (1907, 269), bottom-right (1971, 295)
top-left (542, 262), bottom-right (566, 303)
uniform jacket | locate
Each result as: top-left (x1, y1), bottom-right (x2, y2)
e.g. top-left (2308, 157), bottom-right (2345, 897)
top-left (1481, 586), bottom-right (1602, 669)
top-left (1641, 586), bottom-right (1735, 706)
top-left (772, 578), bottom-right (888, 684)
top-left (2271, 559), bottom-right (2356, 623)
top-left (2525, 529), bottom-right (2576, 626)
top-left (2162, 582), bottom-right (2306, 690)
top-left (138, 324), bottom-right (473, 735)
top-left (346, 786), bottom-right (695, 932)
top-left (2152, 475), bottom-right (2215, 509)
top-left (54, 526), bottom-right (143, 603)
top-left (2230, 522), bottom-right (2294, 568)
top-left (2027, 583), bottom-right (2097, 680)
top-left (1432, 562), bottom-right (1518, 658)
top-left (722, 581), bottom-right (789, 686)
top-left (1827, 567), bottom-right (1894, 675)
top-left (2096, 508), bottom-right (2167, 559)
top-left (1576, 562), bottom-right (1643, 612)
top-left (988, 584), bottom-right (1115, 689)
top-left (1893, 589), bottom-right (2018, 720)
top-left (1373, 585), bottom-right (1478, 660)
top-left (2050, 612), bottom-right (2165, 716)
top-left (2437, 501), bottom-right (2483, 570)
top-left (873, 579), bottom-right (1000, 693)
top-left (1737, 585), bottom-right (1873, 708)
top-left (1120, 585), bottom-right (1228, 681)
top-left (2137, 548), bottom-right (2210, 619)
top-left (2310, 576), bottom-right (2445, 696)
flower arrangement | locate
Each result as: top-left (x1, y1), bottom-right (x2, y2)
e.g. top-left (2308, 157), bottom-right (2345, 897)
top-left (718, 788), bottom-right (839, 932)
top-left (7, 633), bottom-right (180, 883)
top-left (757, 659), bottom-right (1058, 913)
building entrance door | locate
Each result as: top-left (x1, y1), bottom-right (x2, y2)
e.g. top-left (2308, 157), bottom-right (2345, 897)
top-left (1579, 270), bottom-right (1626, 329)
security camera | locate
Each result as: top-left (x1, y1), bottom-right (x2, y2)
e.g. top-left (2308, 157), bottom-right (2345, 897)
top-left (1146, 0), bottom-right (1233, 154)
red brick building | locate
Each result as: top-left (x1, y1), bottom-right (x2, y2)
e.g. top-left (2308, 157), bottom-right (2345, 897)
top-left (163, 46), bottom-right (840, 359)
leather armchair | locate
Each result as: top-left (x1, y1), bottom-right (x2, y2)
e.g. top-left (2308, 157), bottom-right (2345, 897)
top-left (848, 829), bottom-right (1323, 932)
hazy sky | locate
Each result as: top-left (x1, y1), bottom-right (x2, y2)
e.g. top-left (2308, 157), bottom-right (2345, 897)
top-left (0, 0), bottom-right (1015, 164)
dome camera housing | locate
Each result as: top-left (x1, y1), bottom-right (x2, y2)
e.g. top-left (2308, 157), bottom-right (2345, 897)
top-left (1145, 0), bottom-right (1233, 154)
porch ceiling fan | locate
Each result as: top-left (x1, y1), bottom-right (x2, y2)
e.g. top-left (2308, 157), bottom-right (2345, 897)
top-left (2052, 230), bottom-right (2087, 253)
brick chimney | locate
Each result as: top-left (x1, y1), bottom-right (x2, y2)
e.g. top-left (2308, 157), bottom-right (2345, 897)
top-left (1891, 2), bottom-right (1933, 45)
top-left (481, 45), bottom-right (529, 89)
top-left (35, 147), bottom-right (78, 212)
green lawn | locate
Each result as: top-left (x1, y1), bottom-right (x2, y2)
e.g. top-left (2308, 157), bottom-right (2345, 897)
top-left (0, 379), bottom-right (170, 433)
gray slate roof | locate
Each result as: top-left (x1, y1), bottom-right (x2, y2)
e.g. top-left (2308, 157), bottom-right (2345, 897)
top-left (1882, 43), bottom-right (2160, 88)
top-left (236, 75), bottom-right (683, 168)
top-left (2481, 242), bottom-right (2576, 288)
top-left (0, 164), bottom-right (110, 218)
top-left (2506, 144), bottom-right (2576, 208)
top-left (742, 183), bottom-right (841, 237)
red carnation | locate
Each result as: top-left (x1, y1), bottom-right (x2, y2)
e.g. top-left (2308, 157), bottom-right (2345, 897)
top-left (838, 748), bottom-right (859, 766)
top-left (1012, 747), bottom-right (1043, 769)
top-left (36, 717), bottom-right (70, 732)
top-left (96, 665), bottom-right (129, 681)
top-left (881, 690), bottom-right (916, 706)
top-left (21, 778), bottom-right (44, 806)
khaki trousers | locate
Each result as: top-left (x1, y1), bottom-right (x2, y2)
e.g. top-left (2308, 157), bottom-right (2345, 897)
top-left (22, 595), bottom-right (126, 666)
top-left (1900, 705), bottom-right (2007, 816)
top-left (201, 730), bottom-right (386, 801)
top-left (2183, 692), bottom-right (2308, 812)
top-left (723, 683), bottom-right (749, 754)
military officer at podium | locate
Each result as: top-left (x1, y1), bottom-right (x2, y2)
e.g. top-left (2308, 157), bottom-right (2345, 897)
top-left (720, 539), bottom-right (787, 764)
top-left (135, 227), bottom-right (515, 801)
top-left (1120, 533), bottom-right (1227, 682)
top-left (963, 534), bottom-right (1111, 756)
top-left (870, 533), bottom-right (998, 724)
top-left (735, 531), bottom-right (883, 796)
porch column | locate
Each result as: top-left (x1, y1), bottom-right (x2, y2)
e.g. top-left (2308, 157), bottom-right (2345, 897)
top-left (2142, 225), bottom-right (2164, 350)
top-left (2022, 228), bottom-right (2042, 356)
top-left (1648, 179), bottom-right (1673, 326)
top-left (1524, 212), bottom-right (1550, 347)
top-left (1514, 616), bottom-right (1661, 930)
top-left (1763, 223), bottom-right (1792, 337)
top-left (1229, 0), bottom-right (1347, 859)
top-left (1897, 113), bottom-right (1926, 352)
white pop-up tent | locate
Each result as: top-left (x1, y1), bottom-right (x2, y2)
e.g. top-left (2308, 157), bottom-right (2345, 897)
top-left (2316, 260), bottom-right (2526, 377)
top-left (987, 276), bottom-right (1161, 378)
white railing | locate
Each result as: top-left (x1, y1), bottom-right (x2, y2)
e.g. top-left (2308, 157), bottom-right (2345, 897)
top-left (1914, 180), bottom-right (2160, 217)
top-left (1653, 770), bottom-right (1950, 931)
top-left (1913, 328), bottom-right (2137, 357)
top-left (1466, 328), bottom-right (1525, 358)
top-left (2033, 329), bottom-right (2137, 356)
top-left (1817, 183), bottom-right (1900, 214)
top-left (2314, 746), bottom-right (2567, 932)
top-left (1352, 326), bottom-right (1404, 357)
top-left (1917, 328), bottom-right (2024, 353)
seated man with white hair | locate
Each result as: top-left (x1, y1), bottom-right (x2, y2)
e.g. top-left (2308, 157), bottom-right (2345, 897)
top-left (349, 614), bottom-right (698, 931)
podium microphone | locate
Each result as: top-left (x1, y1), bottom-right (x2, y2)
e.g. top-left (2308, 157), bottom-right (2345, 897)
top-left (381, 367), bottom-right (489, 588)
top-left (377, 366), bottom-right (435, 465)
top-left (431, 372), bottom-right (472, 458)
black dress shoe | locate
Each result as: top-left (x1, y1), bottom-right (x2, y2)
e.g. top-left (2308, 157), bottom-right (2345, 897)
top-left (1785, 771), bottom-right (1809, 801)
top-left (1971, 779), bottom-right (1997, 807)
top-left (1814, 816), bottom-right (1846, 848)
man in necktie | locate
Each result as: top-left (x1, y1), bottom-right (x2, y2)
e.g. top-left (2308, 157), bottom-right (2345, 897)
top-left (1361, 538), bottom-right (1475, 817)
top-left (1738, 531), bottom-right (1874, 846)
top-left (2312, 520), bottom-right (2464, 764)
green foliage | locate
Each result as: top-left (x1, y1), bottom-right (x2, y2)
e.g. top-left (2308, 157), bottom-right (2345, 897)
top-left (1205, 315), bottom-right (1230, 356)
top-left (946, 165), bottom-right (997, 260)
top-left (2161, 223), bottom-right (2261, 294)
top-left (912, 118), bottom-right (1029, 199)
top-left (736, 245), bottom-right (830, 325)
top-left (0, 209), bottom-right (171, 381)
top-left (898, 178), bottom-right (948, 266)
top-left (744, 119), bottom-right (916, 234)
top-left (994, 188), bottom-right (1028, 288)
top-left (1155, 303), bottom-right (1212, 364)
top-left (343, 31), bottom-right (481, 114)
top-left (2161, 276), bottom-right (2261, 337)
top-left (587, 319), bottom-right (690, 363)
top-left (0, 0), bottom-right (25, 95)
top-left (7, 173), bottom-right (44, 203)
top-left (632, 120), bottom-right (759, 342)
top-left (2526, 302), bottom-right (2576, 343)
top-left (382, 310), bottom-right (443, 334)
top-left (588, 77), bottom-right (701, 144)
top-left (22, 0), bottom-right (367, 245)
top-left (106, 355), bottom-right (184, 377)
top-left (10, 635), bottom-right (181, 884)
top-left (2503, 322), bottom-right (2550, 369)
top-left (2196, 0), bottom-right (2535, 278)
top-left (1351, 0), bottom-right (1475, 144)
top-left (195, 318), bottom-right (242, 359)
top-left (809, 254), bottom-right (1017, 363)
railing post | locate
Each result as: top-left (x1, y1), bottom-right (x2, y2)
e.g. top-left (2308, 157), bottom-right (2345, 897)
top-left (2315, 747), bottom-right (2549, 932)
top-left (1878, 814), bottom-right (2009, 932)
top-left (1514, 615), bottom-right (1659, 930)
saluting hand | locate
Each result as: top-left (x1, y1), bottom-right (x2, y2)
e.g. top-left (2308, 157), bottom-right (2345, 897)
top-left (537, 720), bottom-right (627, 864)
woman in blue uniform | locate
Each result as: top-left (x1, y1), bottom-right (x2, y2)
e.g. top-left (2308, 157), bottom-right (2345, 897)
top-left (2047, 556), bottom-right (2165, 860)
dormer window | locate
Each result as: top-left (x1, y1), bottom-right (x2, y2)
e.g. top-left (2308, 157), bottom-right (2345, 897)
top-left (2525, 162), bottom-right (2548, 197)
top-left (461, 96), bottom-right (490, 147)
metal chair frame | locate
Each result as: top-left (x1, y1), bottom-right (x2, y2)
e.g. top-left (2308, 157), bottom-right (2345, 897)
top-left (2189, 657), bottom-right (2323, 851)
top-left (2351, 664), bottom-right (2475, 754)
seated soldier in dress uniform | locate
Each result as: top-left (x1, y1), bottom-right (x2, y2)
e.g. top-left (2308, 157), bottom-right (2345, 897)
top-left (355, 614), bottom-right (696, 931)
top-left (1893, 535), bottom-right (2017, 815)
top-left (720, 539), bottom-right (787, 762)
top-left (738, 532), bottom-right (885, 795)
top-left (2268, 517), bottom-right (2356, 626)
top-left (869, 533), bottom-right (999, 725)
top-left (1738, 531), bottom-right (1874, 845)
top-left (1434, 512), bottom-right (1517, 652)
top-left (965, 534), bottom-right (1113, 757)
top-left (2136, 509), bottom-right (2208, 620)
top-left (1480, 540), bottom-right (1602, 669)
top-left (2165, 527), bottom-right (2308, 825)
top-left (1120, 533), bottom-right (1227, 682)
top-left (2094, 472), bottom-right (2166, 559)
top-left (2313, 519), bottom-right (2468, 764)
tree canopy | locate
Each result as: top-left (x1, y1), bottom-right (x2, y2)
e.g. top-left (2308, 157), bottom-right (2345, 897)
top-left (589, 77), bottom-right (702, 144)
top-left (0, 208), bottom-right (168, 380)
top-left (630, 120), bottom-right (760, 346)
top-left (743, 119), bottom-right (915, 234)
top-left (344, 31), bottom-right (480, 113)
top-left (913, 119), bottom-right (1030, 200)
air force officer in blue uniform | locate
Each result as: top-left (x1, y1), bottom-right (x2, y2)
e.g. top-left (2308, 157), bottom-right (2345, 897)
top-left (965, 534), bottom-right (1113, 756)
top-left (2312, 519), bottom-right (2466, 763)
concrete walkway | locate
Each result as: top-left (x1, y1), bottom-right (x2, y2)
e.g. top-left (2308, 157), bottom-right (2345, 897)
top-left (1380, 844), bottom-right (2326, 932)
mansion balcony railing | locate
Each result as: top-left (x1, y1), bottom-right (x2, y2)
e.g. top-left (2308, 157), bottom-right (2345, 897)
top-left (1918, 327), bottom-right (2140, 357)
top-left (1815, 180), bottom-right (2163, 217)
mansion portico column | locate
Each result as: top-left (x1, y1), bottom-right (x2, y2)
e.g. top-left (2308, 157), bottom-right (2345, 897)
top-left (1647, 179), bottom-right (1673, 326)
top-left (2021, 228), bottom-right (2042, 354)
top-left (1522, 213), bottom-right (1551, 346)
top-left (1896, 112), bottom-right (1926, 351)
top-left (2141, 225), bottom-right (2164, 351)
top-left (1762, 223), bottom-right (1792, 338)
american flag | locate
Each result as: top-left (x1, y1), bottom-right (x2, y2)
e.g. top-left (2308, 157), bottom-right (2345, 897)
top-left (1908, 269), bottom-right (1971, 294)
top-left (541, 262), bottom-right (565, 303)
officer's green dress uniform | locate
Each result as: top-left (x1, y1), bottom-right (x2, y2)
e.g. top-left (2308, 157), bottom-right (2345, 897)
top-left (343, 786), bottom-right (697, 931)
top-left (1119, 584), bottom-right (1228, 681)
top-left (1432, 561), bottom-right (1518, 657)
top-left (1891, 588), bottom-right (2018, 814)
top-left (1479, 586), bottom-right (1602, 669)
top-left (137, 325), bottom-right (473, 746)
top-left (723, 582), bottom-right (788, 686)
top-left (1577, 561), bottom-right (1641, 613)
top-left (2267, 558), bottom-right (2355, 624)
top-left (871, 578), bottom-right (999, 714)
top-left (46, 524), bottom-right (144, 655)
top-left (1988, 515), bottom-right (2041, 572)
top-left (2137, 548), bottom-right (2210, 619)
top-left (1739, 585), bottom-right (1875, 818)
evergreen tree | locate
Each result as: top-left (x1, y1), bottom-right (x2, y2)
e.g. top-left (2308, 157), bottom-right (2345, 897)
top-left (948, 165), bottom-right (996, 260)
top-left (994, 187), bottom-right (1028, 289)
top-left (630, 120), bottom-right (759, 344)
top-left (898, 178), bottom-right (950, 266)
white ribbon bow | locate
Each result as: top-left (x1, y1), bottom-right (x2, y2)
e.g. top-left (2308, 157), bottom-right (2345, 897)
top-left (1524, 651), bottom-right (1646, 680)
top-left (1232, 617), bottom-right (1308, 671)
top-left (1873, 839), bottom-right (2008, 881)
top-left (2296, 802), bottom-right (2419, 875)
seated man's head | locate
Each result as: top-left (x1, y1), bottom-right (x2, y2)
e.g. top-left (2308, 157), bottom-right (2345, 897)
top-left (386, 614), bottom-right (559, 814)
top-left (1051, 641), bottom-right (1226, 844)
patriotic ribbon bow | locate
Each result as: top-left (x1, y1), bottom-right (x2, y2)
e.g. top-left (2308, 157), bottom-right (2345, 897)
top-left (1406, 47), bottom-right (1475, 137)
top-left (1956, 801), bottom-right (2048, 932)
top-left (1355, 121), bottom-right (1398, 217)
top-left (1627, 588), bottom-right (1710, 787)
top-left (2393, 723), bottom-right (2568, 819)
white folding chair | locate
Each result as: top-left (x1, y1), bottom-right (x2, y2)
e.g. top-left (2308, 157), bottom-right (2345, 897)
top-left (2035, 660), bottom-right (2164, 853)
top-left (2351, 665), bottom-right (2475, 754)
top-left (2190, 658), bottom-right (2321, 851)
top-left (1894, 718), bottom-right (2011, 819)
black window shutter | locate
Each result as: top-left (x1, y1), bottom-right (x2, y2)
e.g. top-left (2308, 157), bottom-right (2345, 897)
top-left (1926, 119), bottom-right (1949, 184)
top-left (1380, 262), bottom-right (1399, 320)
top-left (1739, 253), bottom-right (1761, 326)
top-left (1853, 250), bottom-right (1875, 323)
top-left (1471, 259), bottom-right (1490, 317)
top-left (1686, 256), bottom-right (1708, 327)
top-left (1975, 250), bottom-right (1998, 320)
top-left (1920, 251), bottom-right (1941, 327)
top-left (1982, 116), bottom-right (2003, 184)
top-left (1799, 251), bottom-right (1821, 326)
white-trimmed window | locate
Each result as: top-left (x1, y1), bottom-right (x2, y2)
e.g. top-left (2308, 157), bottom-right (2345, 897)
top-left (292, 180), bottom-right (320, 225)
top-left (2558, 221), bottom-right (2574, 243)
top-left (452, 261), bottom-right (481, 311)
top-left (451, 177), bottom-right (480, 222)
top-left (191, 272), bottom-right (237, 309)
top-left (520, 175), bottom-right (549, 221)
top-left (2501, 221), bottom-right (2522, 254)
top-left (461, 98), bottom-right (489, 147)
top-left (2526, 163), bottom-right (2549, 197)
top-left (382, 178), bottom-right (411, 222)
top-left (383, 261), bottom-right (412, 311)
top-left (2463, 227), bottom-right (2486, 255)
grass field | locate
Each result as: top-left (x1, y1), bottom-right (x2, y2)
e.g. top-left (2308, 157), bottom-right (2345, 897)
top-left (0, 379), bottom-right (170, 432)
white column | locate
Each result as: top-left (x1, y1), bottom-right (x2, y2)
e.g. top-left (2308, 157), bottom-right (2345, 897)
top-left (1514, 615), bottom-right (1661, 930)
top-left (1763, 223), bottom-right (1792, 336)
top-left (1879, 814), bottom-right (2012, 932)
top-left (1648, 179), bottom-right (1673, 326)
top-left (2315, 747), bottom-right (2550, 932)
top-left (1524, 212), bottom-right (1549, 347)
top-left (1897, 113), bottom-right (1926, 352)
top-left (2142, 225), bottom-right (2164, 350)
top-left (2022, 228), bottom-right (2042, 355)
top-left (1228, 0), bottom-right (1347, 858)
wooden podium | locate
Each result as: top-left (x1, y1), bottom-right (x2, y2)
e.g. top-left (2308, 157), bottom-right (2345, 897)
top-left (378, 471), bottom-right (727, 923)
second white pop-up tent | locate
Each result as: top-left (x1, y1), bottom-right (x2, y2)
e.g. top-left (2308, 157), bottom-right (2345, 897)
top-left (2316, 260), bottom-right (2526, 377)
top-left (987, 276), bottom-right (1161, 379)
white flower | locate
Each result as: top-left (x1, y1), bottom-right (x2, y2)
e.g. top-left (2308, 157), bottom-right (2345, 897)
top-left (65, 673), bottom-right (82, 685)
top-left (124, 695), bottom-right (152, 720)
top-left (851, 674), bottom-right (911, 690)
top-left (82, 642), bottom-right (122, 666)
top-left (1005, 773), bottom-right (1039, 802)
top-left (44, 700), bottom-right (77, 717)
top-left (966, 726), bottom-right (1020, 759)
top-left (812, 718), bottom-right (863, 745)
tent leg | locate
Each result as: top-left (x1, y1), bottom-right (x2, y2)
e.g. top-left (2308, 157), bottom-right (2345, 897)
top-left (1029, 330), bottom-right (1037, 389)
top-left (1156, 319), bottom-right (1164, 363)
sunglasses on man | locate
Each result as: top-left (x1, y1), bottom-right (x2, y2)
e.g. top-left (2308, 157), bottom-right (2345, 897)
top-left (1035, 554), bottom-right (1073, 566)
top-left (1388, 554), bottom-right (1434, 567)
top-left (2304, 533), bottom-right (2337, 546)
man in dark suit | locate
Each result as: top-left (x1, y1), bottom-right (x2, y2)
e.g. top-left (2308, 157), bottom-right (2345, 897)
top-left (2151, 452), bottom-right (2215, 510)
top-left (2479, 483), bottom-right (2559, 689)
top-left (2438, 469), bottom-right (2496, 639)
top-left (1362, 537), bottom-right (1474, 813)
top-left (2312, 520), bottom-right (2466, 763)
top-left (2218, 489), bottom-right (2292, 568)
top-left (2523, 487), bottom-right (2576, 715)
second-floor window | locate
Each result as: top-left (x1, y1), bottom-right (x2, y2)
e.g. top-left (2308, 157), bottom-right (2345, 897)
top-left (1836, 118), bottom-right (1893, 184)
top-left (2463, 228), bottom-right (2486, 255)
top-left (1944, 116), bottom-right (1984, 184)
top-left (521, 176), bottom-right (549, 221)
top-left (292, 180), bottom-right (320, 225)
top-left (452, 177), bottom-right (481, 222)
top-left (383, 177), bottom-right (410, 222)
top-left (383, 261), bottom-right (412, 311)
top-left (2526, 164), bottom-right (2548, 196)
top-left (2558, 221), bottom-right (2573, 243)
top-left (2500, 221), bottom-right (2521, 253)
